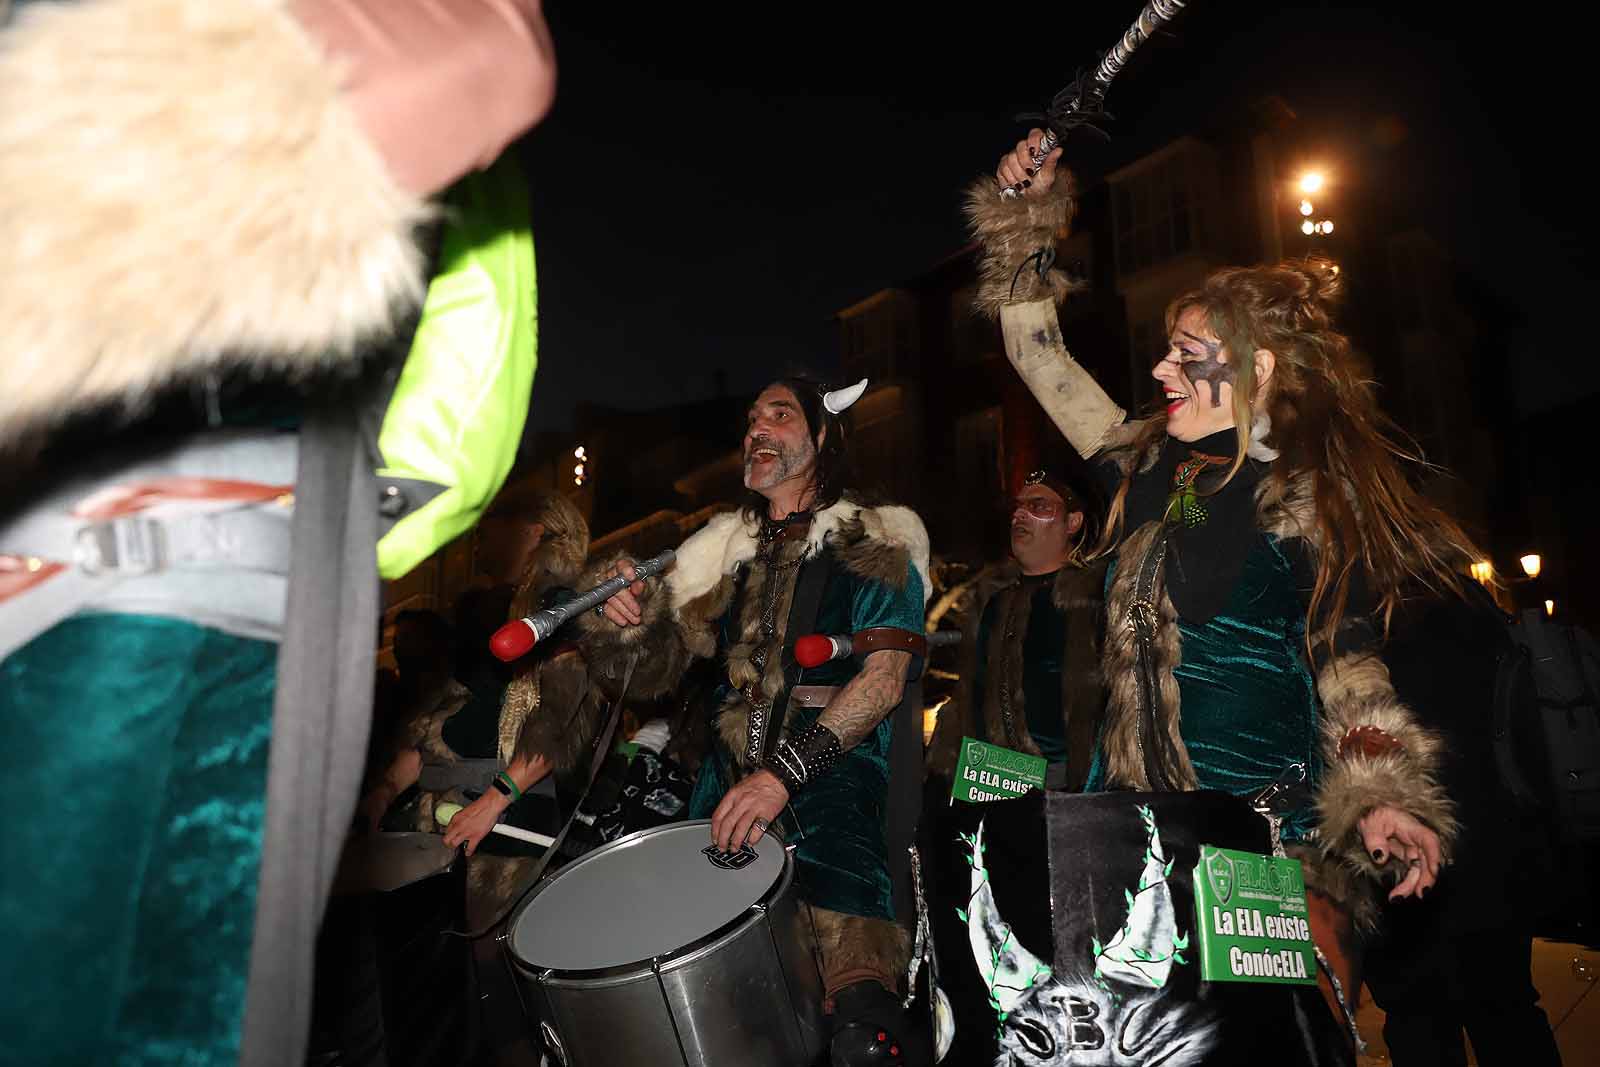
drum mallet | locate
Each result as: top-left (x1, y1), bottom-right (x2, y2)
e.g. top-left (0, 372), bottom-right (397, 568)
top-left (434, 801), bottom-right (556, 849)
top-left (489, 549), bottom-right (676, 662)
top-left (793, 629), bottom-right (960, 668)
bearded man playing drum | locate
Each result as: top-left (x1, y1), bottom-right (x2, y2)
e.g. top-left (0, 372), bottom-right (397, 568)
top-left (578, 376), bottom-right (932, 1062)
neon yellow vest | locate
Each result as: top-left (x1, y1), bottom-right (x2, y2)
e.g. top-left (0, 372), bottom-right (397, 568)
top-left (376, 154), bottom-right (538, 579)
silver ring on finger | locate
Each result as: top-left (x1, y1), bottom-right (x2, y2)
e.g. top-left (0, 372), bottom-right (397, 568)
top-left (753, 817), bottom-right (769, 833)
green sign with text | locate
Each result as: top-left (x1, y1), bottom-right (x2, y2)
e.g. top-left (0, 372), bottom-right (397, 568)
top-left (1191, 845), bottom-right (1317, 986)
top-left (950, 737), bottom-right (1046, 804)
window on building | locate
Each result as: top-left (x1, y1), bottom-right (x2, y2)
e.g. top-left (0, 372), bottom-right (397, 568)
top-left (1113, 153), bottom-right (1200, 277)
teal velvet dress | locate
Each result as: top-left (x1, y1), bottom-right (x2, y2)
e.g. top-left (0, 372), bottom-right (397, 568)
top-left (688, 554), bottom-right (924, 921)
top-left (1085, 430), bottom-right (1324, 844)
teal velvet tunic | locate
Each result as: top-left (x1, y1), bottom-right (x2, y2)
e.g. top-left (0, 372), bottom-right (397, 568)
top-left (0, 613), bottom-right (274, 1066)
top-left (1088, 533), bottom-right (1324, 843)
top-left (687, 552), bottom-right (924, 921)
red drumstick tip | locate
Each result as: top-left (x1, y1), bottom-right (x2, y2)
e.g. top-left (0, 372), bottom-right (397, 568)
top-left (490, 620), bottom-right (536, 662)
top-left (794, 634), bottom-right (836, 669)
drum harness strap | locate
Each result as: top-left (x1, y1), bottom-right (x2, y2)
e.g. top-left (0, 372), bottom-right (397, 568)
top-left (1129, 528), bottom-right (1364, 1052)
top-left (453, 652), bottom-right (640, 941)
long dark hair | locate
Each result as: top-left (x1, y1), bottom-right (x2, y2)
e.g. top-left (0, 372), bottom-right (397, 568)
top-left (738, 376), bottom-right (854, 524)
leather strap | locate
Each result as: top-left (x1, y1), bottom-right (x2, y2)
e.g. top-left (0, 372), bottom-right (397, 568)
top-left (789, 685), bottom-right (841, 709)
top-left (759, 547), bottom-right (832, 765)
top-left (853, 626), bottom-right (927, 659)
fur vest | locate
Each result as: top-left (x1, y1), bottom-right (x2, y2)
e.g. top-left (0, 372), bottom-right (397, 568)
top-left (576, 497), bottom-right (931, 767)
top-left (926, 559), bottom-right (1107, 790)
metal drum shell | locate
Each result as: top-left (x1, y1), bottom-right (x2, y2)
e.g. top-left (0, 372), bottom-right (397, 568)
top-left (505, 822), bottom-right (825, 1067)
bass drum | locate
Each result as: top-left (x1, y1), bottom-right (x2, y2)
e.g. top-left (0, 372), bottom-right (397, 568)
top-left (505, 820), bottom-right (825, 1067)
top-left (922, 789), bottom-right (1354, 1066)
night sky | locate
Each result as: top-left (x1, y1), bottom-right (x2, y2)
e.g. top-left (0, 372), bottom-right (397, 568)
top-left (522, 2), bottom-right (1592, 434)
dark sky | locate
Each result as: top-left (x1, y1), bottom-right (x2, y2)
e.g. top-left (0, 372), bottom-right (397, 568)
top-left (522, 2), bottom-right (1592, 433)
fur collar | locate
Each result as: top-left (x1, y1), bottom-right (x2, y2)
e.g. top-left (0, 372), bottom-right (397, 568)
top-left (666, 497), bottom-right (932, 611)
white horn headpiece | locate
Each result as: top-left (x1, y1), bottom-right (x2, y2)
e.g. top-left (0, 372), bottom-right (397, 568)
top-left (822, 378), bottom-right (868, 415)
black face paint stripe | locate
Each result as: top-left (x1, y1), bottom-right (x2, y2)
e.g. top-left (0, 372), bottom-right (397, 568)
top-left (1177, 330), bottom-right (1234, 408)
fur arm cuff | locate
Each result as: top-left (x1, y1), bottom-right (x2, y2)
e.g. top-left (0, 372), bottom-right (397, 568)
top-left (570, 553), bottom-right (698, 700)
top-left (963, 176), bottom-right (1081, 317)
top-left (0, 0), bottom-right (430, 443)
top-left (1001, 301), bottom-right (1127, 459)
top-left (1313, 652), bottom-right (1458, 884)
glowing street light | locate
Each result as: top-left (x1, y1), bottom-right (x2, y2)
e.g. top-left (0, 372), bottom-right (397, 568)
top-left (1546, 599), bottom-right (1556, 617)
top-left (1318, 219), bottom-right (1334, 235)
top-left (1302, 220), bottom-right (1316, 236)
top-left (1300, 199), bottom-right (1315, 216)
top-left (574, 445), bottom-right (587, 461)
top-left (1470, 561), bottom-right (1494, 584)
top-left (1520, 554), bottom-right (1542, 579)
top-left (1299, 171), bottom-right (1325, 195)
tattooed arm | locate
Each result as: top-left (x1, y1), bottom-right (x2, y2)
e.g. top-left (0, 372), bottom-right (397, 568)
top-left (710, 648), bottom-right (914, 853)
top-left (819, 649), bottom-right (913, 749)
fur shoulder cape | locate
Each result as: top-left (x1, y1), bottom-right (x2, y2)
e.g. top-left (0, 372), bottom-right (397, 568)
top-left (0, 0), bottom-right (430, 448)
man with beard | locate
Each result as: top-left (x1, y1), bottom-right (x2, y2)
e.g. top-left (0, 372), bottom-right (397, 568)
top-left (927, 469), bottom-right (1107, 790)
top-left (579, 377), bottom-right (933, 1062)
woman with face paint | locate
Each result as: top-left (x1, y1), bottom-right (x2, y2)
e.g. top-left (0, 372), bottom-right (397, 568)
top-left (967, 129), bottom-right (1484, 1050)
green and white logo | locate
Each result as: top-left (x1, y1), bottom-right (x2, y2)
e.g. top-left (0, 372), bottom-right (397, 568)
top-left (1205, 849), bottom-right (1235, 905)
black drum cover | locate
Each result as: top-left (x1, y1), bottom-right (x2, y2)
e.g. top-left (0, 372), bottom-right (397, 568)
top-left (923, 789), bottom-right (1352, 1066)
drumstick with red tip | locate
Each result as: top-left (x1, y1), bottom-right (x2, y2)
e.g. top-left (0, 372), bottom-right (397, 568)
top-left (489, 548), bottom-right (676, 662)
top-left (791, 629), bottom-right (958, 669)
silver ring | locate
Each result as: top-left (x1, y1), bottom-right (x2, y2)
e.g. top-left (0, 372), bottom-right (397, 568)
top-left (1408, 858), bottom-right (1422, 867)
top-left (753, 818), bottom-right (769, 833)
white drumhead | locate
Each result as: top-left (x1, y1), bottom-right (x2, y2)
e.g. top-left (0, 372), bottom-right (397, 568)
top-left (510, 820), bottom-right (786, 972)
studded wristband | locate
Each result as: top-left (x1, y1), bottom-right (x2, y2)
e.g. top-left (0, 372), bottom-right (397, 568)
top-left (764, 721), bottom-right (843, 794)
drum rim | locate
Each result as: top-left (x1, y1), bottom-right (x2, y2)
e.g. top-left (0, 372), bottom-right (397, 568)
top-left (505, 819), bottom-right (794, 981)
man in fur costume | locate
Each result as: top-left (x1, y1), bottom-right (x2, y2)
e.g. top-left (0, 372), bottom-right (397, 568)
top-left (960, 131), bottom-right (1475, 1053)
top-left (583, 377), bottom-right (933, 1061)
top-left (0, 2), bottom-right (554, 1064)
top-left (927, 467), bottom-right (1107, 791)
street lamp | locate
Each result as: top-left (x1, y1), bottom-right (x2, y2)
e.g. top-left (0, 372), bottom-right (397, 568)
top-left (1299, 171), bottom-right (1325, 195)
top-left (573, 444), bottom-right (588, 487)
top-left (1470, 560), bottom-right (1494, 584)
top-left (1520, 554), bottom-right (1542, 579)
top-left (1546, 599), bottom-right (1556, 617)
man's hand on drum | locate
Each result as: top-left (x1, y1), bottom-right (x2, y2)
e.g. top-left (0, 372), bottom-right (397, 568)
top-left (1358, 804), bottom-right (1443, 901)
top-left (997, 128), bottom-right (1063, 199)
top-left (710, 769), bottom-right (788, 854)
top-left (442, 788), bottom-right (508, 857)
top-left (598, 559), bottom-right (649, 628)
